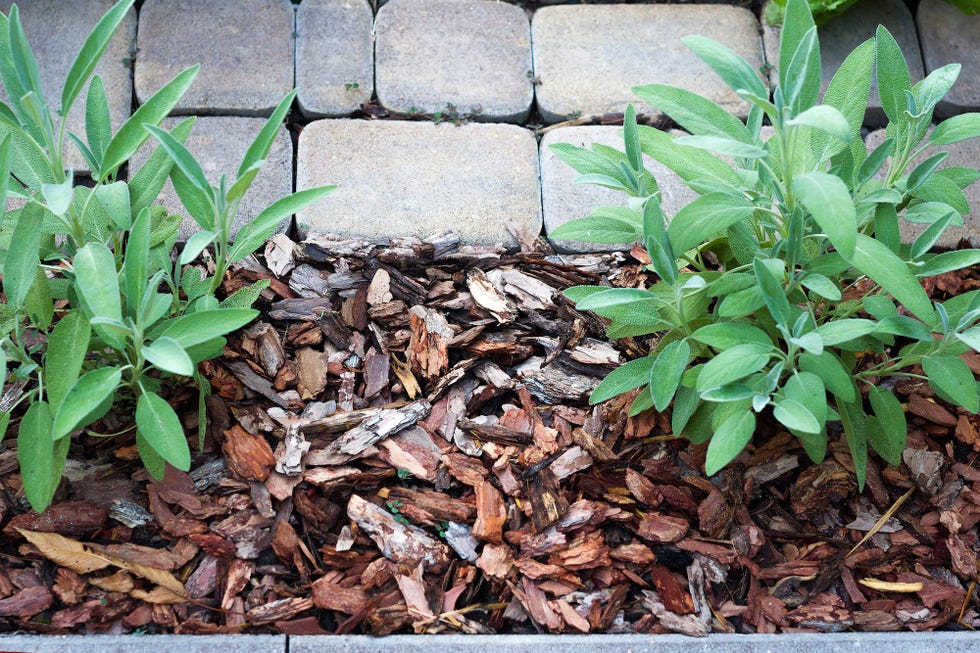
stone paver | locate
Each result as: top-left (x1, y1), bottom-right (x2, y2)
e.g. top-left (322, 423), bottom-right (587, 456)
top-left (296, 0), bottom-right (374, 118)
top-left (917, 0), bottom-right (980, 118)
top-left (0, 0), bottom-right (136, 174)
top-left (136, 0), bottom-right (294, 116)
top-left (129, 116), bottom-right (292, 241)
top-left (866, 128), bottom-right (980, 248)
top-left (540, 126), bottom-right (698, 252)
top-left (296, 119), bottom-right (541, 246)
top-left (531, 5), bottom-right (763, 124)
top-left (0, 635), bottom-right (285, 652)
top-left (375, 0), bottom-right (533, 123)
top-left (762, 0), bottom-right (924, 127)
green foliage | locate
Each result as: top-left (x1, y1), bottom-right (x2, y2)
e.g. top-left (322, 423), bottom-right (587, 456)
top-left (765, 0), bottom-right (979, 27)
top-left (0, 1), bottom-right (334, 511)
top-left (551, 0), bottom-right (980, 490)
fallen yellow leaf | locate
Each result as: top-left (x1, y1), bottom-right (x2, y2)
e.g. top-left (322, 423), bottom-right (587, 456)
top-left (858, 577), bottom-right (923, 593)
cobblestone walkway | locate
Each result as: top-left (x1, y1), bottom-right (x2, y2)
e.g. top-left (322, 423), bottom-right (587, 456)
top-left (6, 0), bottom-right (980, 249)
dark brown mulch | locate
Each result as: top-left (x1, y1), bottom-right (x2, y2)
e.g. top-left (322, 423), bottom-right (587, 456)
top-left (0, 227), bottom-right (979, 636)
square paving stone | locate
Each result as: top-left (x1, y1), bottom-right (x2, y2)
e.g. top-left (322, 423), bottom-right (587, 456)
top-left (296, 0), bottom-right (374, 118)
top-left (531, 5), bottom-right (764, 124)
top-left (296, 119), bottom-right (541, 247)
top-left (375, 0), bottom-right (534, 123)
top-left (136, 0), bottom-right (294, 116)
top-left (866, 128), bottom-right (980, 248)
top-left (540, 126), bottom-right (698, 253)
top-left (762, 0), bottom-right (924, 127)
top-left (917, 0), bottom-right (980, 118)
top-left (0, 0), bottom-right (136, 174)
top-left (128, 116), bottom-right (293, 241)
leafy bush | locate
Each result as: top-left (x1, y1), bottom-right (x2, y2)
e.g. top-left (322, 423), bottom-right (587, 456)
top-left (0, 0), bottom-right (334, 511)
top-left (765, 0), bottom-right (980, 26)
top-left (552, 0), bottom-right (980, 488)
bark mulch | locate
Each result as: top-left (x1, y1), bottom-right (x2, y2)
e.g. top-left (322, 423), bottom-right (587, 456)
top-left (1, 226), bottom-right (979, 636)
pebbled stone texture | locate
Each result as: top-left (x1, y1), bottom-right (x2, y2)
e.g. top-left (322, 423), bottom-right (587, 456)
top-left (375, 0), bottom-right (534, 123)
top-left (136, 0), bottom-right (294, 116)
top-left (540, 126), bottom-right (698, 252)
top-left (129, 116), bottom-right (293, 241)
top-left (866, 128), bottom-right (980, 248)
top-left (296, 119), bottom-right (541, 246)
top-left (0, 0), bottom-right (136, 174)
top-left (296, 0), bottom-right (374, 118)
top-left (531, 4), bottom-right (764, 124)
top-left (762, 0), bottom-right (924, 127)
top-left (917, 0), bottom-right (980, 118)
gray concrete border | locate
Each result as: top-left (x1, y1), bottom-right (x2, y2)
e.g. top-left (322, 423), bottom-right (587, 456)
top-left (0, 632), bottom-right (977, 651)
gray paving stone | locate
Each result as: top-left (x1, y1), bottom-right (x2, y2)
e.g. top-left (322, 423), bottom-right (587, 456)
top-left (531, 5), bottom-right (763, 124)
top-left (762, 0), bottom-right (924, 127)
top-left (0, 0), bottom-right (136, 174)
top-left (917, 0), bottom-right (980, 118)
top-left (296, 0), bottom-right (374, 118)
top-left (296, 119), bottom-right (541, 246)
top-left (866, 128), bottom-right (980, 248)
top-left (129, 116), bottom-right (293, 241)
top-left (540, 126), bottom-right (698, 253)
top-left (136, 0), bottom-right (294, 116)
top-left (375, 0), bottom-right (533, 123)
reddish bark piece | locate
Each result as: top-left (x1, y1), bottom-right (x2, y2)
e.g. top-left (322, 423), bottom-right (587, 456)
top-left (376, 426), bottom-right (445, 482)
top-left (312, 578), bottom-right (369, 614)
top-left (908, 393), bottom-right (957, 427)
top-left (4, 501), bottom-right (107, 537)
top-left (346, 494), bottom-right (449, 571)
top-left (247, 597), bottom-right (315, 625)
top-left (473, 479), bottom-right (507, 543)
top-left (0, 585), bottom-right (52, 618)
top-left (649, 565), bottom-right (695, 615)
top-left (636, 512), bottom-right (688, 543)
top-left (625, 468), bottom-right (662, 507)
top-left (222, 425), bottom-right (276, 482)
top-left (408, 305), bottom-right (451, 381)
top-left (188, 533), bottom-right (237, 558)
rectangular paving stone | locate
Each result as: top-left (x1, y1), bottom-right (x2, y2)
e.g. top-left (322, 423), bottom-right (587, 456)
top-left (129, 116), bottom-right (293, 241)
top-left (296, 119), bottom-right (541, 247)
top-left (296, 0), bottom-right (374, 118)
top-left (917, 0), bottom-right (980, 118)
top-left (0, 0), bottom-right (136, 174)
top-left (540, 125), bottom-right (697, 253)
top-left (531, 5), bottom-right (763, 124)
top-left (375, 0), bottom-right (534, 123)
top-left (136, 0), bottom-right (294, 116)
top-left (762, 0), bottom-right (924, 127)
top-left (0, 635), bottom-right (285, 653)
top-left (866, 128), bottom-right (980, 248)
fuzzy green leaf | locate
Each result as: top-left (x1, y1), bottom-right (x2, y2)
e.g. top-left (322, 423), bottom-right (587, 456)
top-left (922, 354), bottom-right (979, 413)
top-left (930, 113), bottom-right (980, 145)
top-left (142, 336), bottom-right (194, 376)
top-left (52, 366), bottom-right (121, 440)
top-left (705, 411), bottom-right (755, 475)
top-left (667, 193), bottom-right (755, 255)
top-left (697, 344), bottom-right (772, 392)
top-left (61, 0), bottom-right (134, 115)
top-left (44, 311), bottom-right (91, 412)
top-left (229, 185), bottom-right (335, 263)
top-left (793, 172), bottom-right (857, 258)
top-left (590, 355), bottom-right (654, 404)
top-left (650, 339), bottom-right (690, 412)
top-left (843, 233), bottom-right (935, 325)
top-left (18, 401), bottom-right (68, 513)
top-left (866, 386), bottom-right (906, 465)
top-left (136, 391), bottom-right (190, 471)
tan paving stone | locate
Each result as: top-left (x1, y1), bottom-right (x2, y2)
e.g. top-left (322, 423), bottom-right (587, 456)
top-left (136, 0), bottom-right (294, 116)
top-left (0, 0), bottom-right (136, 174)
top-left (129, 116), bottom-right (292, 241)
top-left (762, 0), bottom-right (924, 127)
top-left (296, 0), bottom-right (374, 118)
top-left (531, 4), bottom-right (763, 124)
top-left (375, 0), bottom-right (534, 123)
top-left (917, 0), bottom-right (980, 118)
top-left (295, 119), bottom-right (541, 247)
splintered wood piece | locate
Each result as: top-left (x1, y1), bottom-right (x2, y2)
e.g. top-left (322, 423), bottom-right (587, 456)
top-left (247, 597), bottom-right (314, 625)
top-left (223, 360), bottom-right (289, 408)
top-left (649, 566), bottom-right (695, 615)
top-left (472, 479), bottom-right (507, 543)
top-left (0, 586), bottom-right (53, 618)
top-left (549, 446), bottom-right (593, 480)
top-left (393, 563), bottom-right (435, 623)
top-left (367, 268), bottom-right (393, 306)
top-left (4, 501), bottom-right (107, 537)
top-left (477, 543), bottom-right (514, 580)
top-left (408, 305), bottom-right (452, 382)
top-left (275, 424), bottom-right (311, 477)
top-left (486, 268), bottom-right (555, 310)
top-left (307, 400), bottom-right (431, 465)
top-left (386, 487), bottom-right (476, 524)
top-left (517, 364), bottom-right (599, 404)
top-left (524, 467), bottom-right (569, 532)
top-left (346, 494), bottom-right (449, 571)
top-left (467, 268), bottom-right (516, 323)
top-left (515, 577), bottom-right (562, 630)
top-left (363, 352), bottom-right (391, 399)
top-left (442, 452), bottom-right (489, 486)
top-left (222, 425), bottom-right (276, 482)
